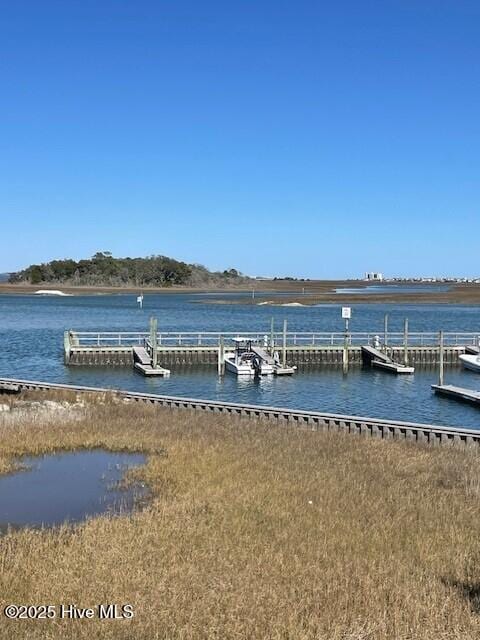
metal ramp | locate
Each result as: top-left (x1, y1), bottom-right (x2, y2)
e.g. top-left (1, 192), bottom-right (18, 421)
top-left (251, 346), bottom-right (275, 365)
top-left (361, 345), bottom-right (391, 364)
top-left (362, 345), bottom-right (414, 375)
top-left (465, 345), bottom-right (480, 355)
top-left (133, 346), bottom-right (151, 365)
top-left (251, 345), bottom-right (296, 375)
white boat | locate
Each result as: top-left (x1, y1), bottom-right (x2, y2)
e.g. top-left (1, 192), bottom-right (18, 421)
top-left (459, 354), bottom-right (480, 373)
top-left (224, 338), bottom-right (274, 376)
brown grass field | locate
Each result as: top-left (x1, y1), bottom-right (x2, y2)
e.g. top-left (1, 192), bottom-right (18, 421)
top-left (1, 390), bottom-right (480, 639)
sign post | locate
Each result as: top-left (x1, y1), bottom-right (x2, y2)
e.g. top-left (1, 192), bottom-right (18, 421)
top-left (342, 307), bottom-right (351, 374)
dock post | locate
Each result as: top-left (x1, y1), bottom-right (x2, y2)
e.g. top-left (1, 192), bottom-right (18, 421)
top-left (218, 336), bottom-right (225, 376)
top-left (270, 317), bottom-right (275, 356)
top-left (282, 319), bottom-right (287, 367)
top-left (403, 318), bottom-right (409, 366)
top-left (384, 313), bottom-right (389, 351)
top-left (63, 331), bottom-right (71, 365)
top-left (150, 317), bottom-right (158, 369)
top-left (439, 330), bottom-right (444, 386)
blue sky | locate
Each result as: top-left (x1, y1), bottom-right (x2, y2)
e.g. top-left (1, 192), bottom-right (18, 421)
top-left (1, 1), bottom-right (479, 278)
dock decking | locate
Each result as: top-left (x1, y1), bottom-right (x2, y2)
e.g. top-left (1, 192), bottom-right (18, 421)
top-left (371, 360), bottom-right (415, 374)
top-left (432, 384), bottom-right (480, 405)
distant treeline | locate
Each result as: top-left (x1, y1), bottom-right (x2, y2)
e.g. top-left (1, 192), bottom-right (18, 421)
top-left (9, 252), bottom-right (249, 288)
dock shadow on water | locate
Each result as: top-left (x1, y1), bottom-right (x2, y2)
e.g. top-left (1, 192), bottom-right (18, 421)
top-left (0, 449), bottom-right (147, 531)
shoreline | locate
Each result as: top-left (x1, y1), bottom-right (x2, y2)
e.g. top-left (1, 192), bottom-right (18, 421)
top-left (0, 283), bottom-right (258, 296)
top-left (2, 281), bottom-right (480, 304)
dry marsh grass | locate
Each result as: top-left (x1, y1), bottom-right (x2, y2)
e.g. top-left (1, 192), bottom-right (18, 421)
top-left (0, 393), bottom-right (480, 638)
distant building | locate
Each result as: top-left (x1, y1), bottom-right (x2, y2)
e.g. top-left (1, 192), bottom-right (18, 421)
top-left (365, 272), bottom-right (384, 282)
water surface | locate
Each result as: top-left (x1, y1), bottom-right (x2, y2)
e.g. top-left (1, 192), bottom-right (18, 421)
top-left (1, 293), bottom-right (480, 428)
top-left (0, 450), bottom-right (146, 529)
top-left (334, 284), bottom-right (451, 294)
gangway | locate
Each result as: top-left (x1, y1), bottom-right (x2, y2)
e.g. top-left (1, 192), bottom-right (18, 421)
top-left (361, 345), bottom-right (414, 375)
top-left (251, 345), bottom-right (296, 376)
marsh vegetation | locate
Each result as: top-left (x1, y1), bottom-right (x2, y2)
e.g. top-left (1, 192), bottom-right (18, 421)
top-left (1, 390), bottom-right (480, 638)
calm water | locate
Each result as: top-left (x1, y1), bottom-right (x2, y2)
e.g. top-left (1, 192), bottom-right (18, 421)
top-left (1, 293), bottom-right (480, 428)
top-left (0, 450), bottom-right (146, 529)
top-left (334, 284), bottom-right (451, 294)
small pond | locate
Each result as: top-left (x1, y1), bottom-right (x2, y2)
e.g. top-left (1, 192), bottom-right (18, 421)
top-left (0, 450), bottom-right (147, 530)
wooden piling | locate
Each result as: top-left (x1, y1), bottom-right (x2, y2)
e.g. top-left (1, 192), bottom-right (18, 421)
top-left (403, 318), bottom-right (409, 366)
top-left (63, 331), bottom-right (71, 364)
top-left (218, 336), bottom-right (225, 376)
top-left (150, 317), bottom-right (158, 369)
top-left (282, 320), bottom-right (287, 367)
top-left (439, 330), bottom-right (444, 386)
top-left (270, 318), bottom-right (274, 356)
top-left (384, 313), bottom-right (389, 350)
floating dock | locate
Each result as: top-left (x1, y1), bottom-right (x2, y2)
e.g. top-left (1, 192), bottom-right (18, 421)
top-left (133, 346), bottom-right (170, 377)
top-left (371, 360), bottom-right (415, 374)
top-left (432, 384), bottom-right (480, 406)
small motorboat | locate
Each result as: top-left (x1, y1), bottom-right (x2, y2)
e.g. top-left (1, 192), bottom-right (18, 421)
top-left (459, 354), bottom-right (480, 373)
top-left (224, 338), bottom-right (274, 376)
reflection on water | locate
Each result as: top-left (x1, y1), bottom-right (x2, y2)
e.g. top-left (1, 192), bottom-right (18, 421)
top-left (0, 450), bottom-right (147, 530)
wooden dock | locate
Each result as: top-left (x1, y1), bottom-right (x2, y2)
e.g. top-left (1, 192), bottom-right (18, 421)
top-left (64, 330), bottom-right (469, 368)
top-left (432, 384), bottom-right (480, 405)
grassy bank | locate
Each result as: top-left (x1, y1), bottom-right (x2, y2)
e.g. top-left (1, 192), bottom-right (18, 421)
top-left (1, 391), bottom-right (480, 639)
top-left (205, 283), bottom-right (480, 305)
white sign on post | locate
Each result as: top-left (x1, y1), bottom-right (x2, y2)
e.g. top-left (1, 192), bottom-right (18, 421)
top-left (342, 307), bottom-right (351, 320)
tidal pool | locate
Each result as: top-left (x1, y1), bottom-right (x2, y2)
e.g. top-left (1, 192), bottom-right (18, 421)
top-left (0, 450), bottom-right (147, 530)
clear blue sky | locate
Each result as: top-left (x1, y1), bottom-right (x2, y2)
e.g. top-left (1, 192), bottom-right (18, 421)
top-left (1, 1), bottom-right (479, 278)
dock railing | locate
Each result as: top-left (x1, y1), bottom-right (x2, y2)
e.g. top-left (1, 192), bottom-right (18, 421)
top-left (68, 331), bottom-right (480, 349)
